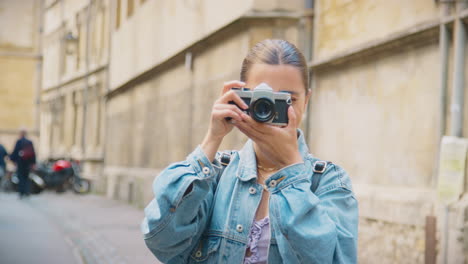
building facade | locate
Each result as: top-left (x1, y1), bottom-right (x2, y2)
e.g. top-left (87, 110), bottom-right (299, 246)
top-left (37, 0), bottom-right (468, 263)
top-left (0, 0), bottom-right (41, 152)
top-left (39, 0), bottom-right (110, 185)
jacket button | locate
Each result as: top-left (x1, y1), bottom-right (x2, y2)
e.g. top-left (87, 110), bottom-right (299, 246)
top-left (249, 187), bottom-right (257, 194)
top-left (195, 250), bottom-right (202, 257)
top-left (202, 167), bottom-right (210, 175)
top-left (236, 224), bottom-right (243, 232)
top-left (269, 180), bottom-right (277, 188)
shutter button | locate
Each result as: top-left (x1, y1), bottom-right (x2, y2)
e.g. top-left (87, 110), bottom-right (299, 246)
top-left (269, 180), bottom-right (277, 188)
top-left (236, 224), bottom-right (243, 232)
top-left (202, 167), bottom-right (210, 175)
top-left (249, 187), bottom-right (257, 194)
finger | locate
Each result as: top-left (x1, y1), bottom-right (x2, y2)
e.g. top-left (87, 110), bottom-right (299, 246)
top-left (220, 90), bottom-right (249, 110)
top-left (222, 80), bottom-right (246, 95)
top-left (213, 104), bottom-right (247, 121)
top-left (213, 109), bottom-right (242, 122)
top-left (213, 103), bottom-right (247, 116)
top-left (234, 119), bottom-right (266, 142)
top-left (286, 106), bottom-right (297, 131)
top-left (234, 122), bottom-right (262, 142)
top-left (240, 113), bottom-right (274, 135)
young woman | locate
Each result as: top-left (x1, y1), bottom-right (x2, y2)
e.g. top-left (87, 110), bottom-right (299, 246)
top-left (142, 39), bottom-right (358, 264)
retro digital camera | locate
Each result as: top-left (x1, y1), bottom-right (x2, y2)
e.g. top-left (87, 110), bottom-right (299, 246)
top-left (229, 83), bottom-right (292, 126)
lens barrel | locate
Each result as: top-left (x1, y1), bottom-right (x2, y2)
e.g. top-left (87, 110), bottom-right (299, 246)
top-left (251, 97), bottom-right (275, 122)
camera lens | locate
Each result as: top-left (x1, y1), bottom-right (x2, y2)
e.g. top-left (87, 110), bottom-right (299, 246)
top-left (251, 97), bottom-right (275, 122)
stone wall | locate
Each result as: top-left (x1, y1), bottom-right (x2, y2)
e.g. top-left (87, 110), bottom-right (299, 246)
top-left (105, 28), bottom-right (255, 205)
top-left (310, 43), bottom-right (439, 188)
top-left (359, 218), bottom-right (425, 264)
top-left (35, 0), bottom-right (468, 262)
top-left (109, 0), bottom-right (303, 90)
top-left (0, 0), bottom-right (40, 151)
top-left (310, 0), bottom-right (468, 263)
top-left (314, 0), bottom-right (439, 60)
top-left (39, 0), bottom-right (110, 185)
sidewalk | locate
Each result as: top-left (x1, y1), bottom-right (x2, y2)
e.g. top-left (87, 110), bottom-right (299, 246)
top-left (25, 191), bottom-right (160, 264)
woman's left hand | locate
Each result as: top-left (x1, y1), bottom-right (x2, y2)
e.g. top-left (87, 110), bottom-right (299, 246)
top-left (233, 106), bottom-right (303, 168)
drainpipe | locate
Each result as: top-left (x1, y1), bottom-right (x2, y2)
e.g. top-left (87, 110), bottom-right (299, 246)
top-left (102, 0), bottom-right (114, 186)
top-left (450, 18), bottom-right (466, 138)
top-left (442, 4), bottom-right (467, 264)
top-left (434, 2), bottom-right (451, 189)
top-left (185, 52), bottom-right (194, 153)
top-left (49, 0), bottom-right (66, 159)
top-left (303, 0), bottom-right (314, 143)
top-left (82, 0), bottom-right (92, 161)
top-left (437, 6), bottom-right (451, 264)
top-left (439, 25), bottom-right (449, 141)
top-left (106, 0), bottom-right (113, 95)
top-left (35, 0), bottom-right (44, 149)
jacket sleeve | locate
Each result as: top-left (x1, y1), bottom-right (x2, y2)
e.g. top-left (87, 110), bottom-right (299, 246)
top-left (9, 140), bottom-right (21, 163)
top-left (141, 146), bottom-right (223, 263)
top-left (267, 161), bottom-right (358, 264)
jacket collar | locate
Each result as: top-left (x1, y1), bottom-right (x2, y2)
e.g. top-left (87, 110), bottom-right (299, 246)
top-left (236, 129), bottom-right (310, 182)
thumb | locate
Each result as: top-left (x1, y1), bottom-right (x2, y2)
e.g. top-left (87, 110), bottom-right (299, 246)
top-left (287, 106), bottom-right (297, 130)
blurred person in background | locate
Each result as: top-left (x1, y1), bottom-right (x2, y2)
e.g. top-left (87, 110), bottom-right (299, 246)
top-left (10, 129), bottom-right (36, 198)
top-left (142, 39), bottom-right (358, 263)
top-left (0, 143), bottom-right (7, 179)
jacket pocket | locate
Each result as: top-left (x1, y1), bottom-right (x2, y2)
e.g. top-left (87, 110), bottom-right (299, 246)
top-left (190, 236), bottom-right (222, 262)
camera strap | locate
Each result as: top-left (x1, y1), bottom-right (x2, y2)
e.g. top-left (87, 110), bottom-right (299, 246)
top-left (219, 151), bottom-right (233, 167)
top-left (219, 152), bottom-right (330, 194)
top-left (311, 160), bottom-right (332, 193)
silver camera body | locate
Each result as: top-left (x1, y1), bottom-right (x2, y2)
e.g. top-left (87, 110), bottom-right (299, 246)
top-left (230, 83), bottom-right (292, 126)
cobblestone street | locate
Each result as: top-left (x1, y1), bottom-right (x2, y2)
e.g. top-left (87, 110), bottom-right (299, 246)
top-left (0, 192), bottom-right (159, 264)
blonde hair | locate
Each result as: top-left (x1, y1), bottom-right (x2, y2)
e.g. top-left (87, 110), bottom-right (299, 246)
top-left (240, 39), bottom-right (309, 91)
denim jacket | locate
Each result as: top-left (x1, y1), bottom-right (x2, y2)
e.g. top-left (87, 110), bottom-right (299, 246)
top-left (142, 130), bottom-right (358, 263)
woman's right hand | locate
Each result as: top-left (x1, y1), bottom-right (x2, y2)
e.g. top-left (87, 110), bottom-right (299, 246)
top-left (201, 81), bottom-right (249, 161)
top-left (209, 81), bottom-right (249, 139)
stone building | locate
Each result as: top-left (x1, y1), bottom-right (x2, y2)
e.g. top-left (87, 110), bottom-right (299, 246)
top-left (39, 0), bottom-right (110, 183)
top-left (0, 0), bottom-right (41, 151)
top-left (37, 0), bottom-right (468, 263)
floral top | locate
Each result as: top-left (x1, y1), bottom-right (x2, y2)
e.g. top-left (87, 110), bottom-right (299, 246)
top-left (244, 217), bottom-right (270, 264)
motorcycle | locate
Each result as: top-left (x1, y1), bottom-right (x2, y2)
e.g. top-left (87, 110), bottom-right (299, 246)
top-left (31, 159), bottom-right (91, 194)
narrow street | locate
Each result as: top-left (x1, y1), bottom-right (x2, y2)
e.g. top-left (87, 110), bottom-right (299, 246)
top-left (0, 192), bottom-right (158, 264)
